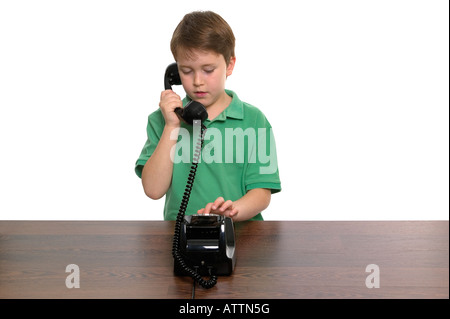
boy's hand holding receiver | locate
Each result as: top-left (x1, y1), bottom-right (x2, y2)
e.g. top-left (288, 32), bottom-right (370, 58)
top-left (159, 90), bottom-right (182, 128)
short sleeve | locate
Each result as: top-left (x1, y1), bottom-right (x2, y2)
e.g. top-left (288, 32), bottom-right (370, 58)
top-left (134, 110), bottom-right (165, 178)
top-left (244, 112), bottom-right (281, 194)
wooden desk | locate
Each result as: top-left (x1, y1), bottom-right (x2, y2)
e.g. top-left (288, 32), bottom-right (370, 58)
top-left (0, 221), bottom-right (448, 299)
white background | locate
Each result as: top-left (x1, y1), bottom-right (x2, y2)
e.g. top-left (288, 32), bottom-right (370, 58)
top-left (0, 0), bottom-right (448, 220)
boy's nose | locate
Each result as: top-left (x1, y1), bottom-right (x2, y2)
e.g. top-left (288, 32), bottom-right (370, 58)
top-left (193, 72), bottom-right (203, 86)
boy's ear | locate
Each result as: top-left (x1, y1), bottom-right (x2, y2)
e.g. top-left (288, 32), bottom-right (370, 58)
top-left (226, 56), bottom-right (236, 77)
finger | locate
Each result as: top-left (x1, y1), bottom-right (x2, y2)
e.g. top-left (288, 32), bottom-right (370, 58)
top-left (165, 96), bottom-right (182, 107)
top-left (212, 197), bottom-right (225, 210)
top-left (160, 90), bottom-right (180, 103)
top-left (204, 202), bottom-right (213, 215)
top-left (229, 207), bottom-right (238, 217)
top-left (160, 90), bottom-right (172, 100)
top-left (161, 89), bottom-right (178, 97)
top-left (197, 208), bottom-right (205, 215)
top-left (219, 200), bottom-right (233, 212)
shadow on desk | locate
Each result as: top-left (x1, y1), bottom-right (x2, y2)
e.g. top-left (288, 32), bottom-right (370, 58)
top-left (0, 220), bottom-right (448, 299)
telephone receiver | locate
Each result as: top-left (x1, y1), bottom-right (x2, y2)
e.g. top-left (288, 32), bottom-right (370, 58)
top-left (164, 62), bottom-right (208, 125)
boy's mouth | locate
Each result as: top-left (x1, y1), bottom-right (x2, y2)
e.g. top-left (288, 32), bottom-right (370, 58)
top-left (194, 91), bottom-right (208, 98)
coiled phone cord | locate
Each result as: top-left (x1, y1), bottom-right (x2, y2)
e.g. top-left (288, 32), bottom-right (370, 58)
top-left (171, 123), bottom-right (218, 289)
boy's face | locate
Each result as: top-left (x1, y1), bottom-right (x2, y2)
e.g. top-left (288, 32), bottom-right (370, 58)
top-left (177, 49), bottom-right (235, 110)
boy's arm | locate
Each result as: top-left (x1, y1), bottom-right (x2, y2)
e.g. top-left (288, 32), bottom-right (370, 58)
top-left (197, 188), bottom-right (271, 222)
top-left (141, 90), bottom-right (182, 199)
top-left (141, 124), bottom-right (179, 199)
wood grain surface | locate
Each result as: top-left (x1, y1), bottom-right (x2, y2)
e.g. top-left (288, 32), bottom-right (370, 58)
top-left (0, 220), bottom-right (448, 299)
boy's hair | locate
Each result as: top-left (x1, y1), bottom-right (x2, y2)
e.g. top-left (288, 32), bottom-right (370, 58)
top-left (170, 11), bottom-right (235, 65)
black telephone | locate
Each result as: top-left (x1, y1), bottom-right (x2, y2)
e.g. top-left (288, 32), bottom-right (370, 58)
top-left (164, 63), bottom-right (236, 290)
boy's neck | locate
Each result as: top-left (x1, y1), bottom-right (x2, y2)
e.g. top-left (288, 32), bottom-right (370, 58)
top-left (204, 90), bottom-right (232, 121)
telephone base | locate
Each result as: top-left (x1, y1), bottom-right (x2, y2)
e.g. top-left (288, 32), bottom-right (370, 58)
top-left (174, 214), bottom-right (236, 277)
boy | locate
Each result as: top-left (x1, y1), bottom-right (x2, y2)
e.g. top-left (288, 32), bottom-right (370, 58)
top-left (135, 11), bottom-right (281, 221)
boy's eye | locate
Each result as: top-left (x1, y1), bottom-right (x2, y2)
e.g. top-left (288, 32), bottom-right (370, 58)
top-left (180, 69), bottom-right (192, 75)
top-left (204, 68), bottom-right (215, 74)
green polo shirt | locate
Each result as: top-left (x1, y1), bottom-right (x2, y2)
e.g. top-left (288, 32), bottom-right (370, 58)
top-left (135, 90), bottom-right (281, 221)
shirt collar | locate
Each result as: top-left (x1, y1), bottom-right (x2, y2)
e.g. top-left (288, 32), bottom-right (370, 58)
top-left (221, 89), bottom-right (244, 120)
